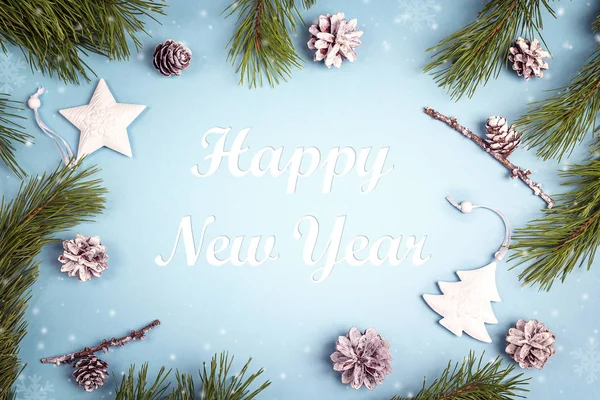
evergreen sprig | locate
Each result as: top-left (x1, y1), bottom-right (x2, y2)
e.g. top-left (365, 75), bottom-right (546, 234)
top-left (114, 353), bottom-right (271, 400)
top-left (0, 94), bottom-right (31, 179)
top-left (511, 152), bottom-right (600, 290)
top-left (391, 352), bottom-right (529, 400)
top-left (224, 0), bottom-right (314, 88)
top-left (115, 364), bottom-right (171, 400)
top-left (0, 0), bottom-right (166, 84)
top-left (424, 0), bottom-right (554, 100)
top-left (516, 23), bottom-right (600, 160)
top-left (0, 163), bottom-right (106, 398)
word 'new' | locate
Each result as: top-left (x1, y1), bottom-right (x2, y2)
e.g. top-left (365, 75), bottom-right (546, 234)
top-left (191, 127), bottom-right (393, 193)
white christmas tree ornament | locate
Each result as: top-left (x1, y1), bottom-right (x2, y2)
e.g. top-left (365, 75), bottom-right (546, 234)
top-left (423, 196), bottom-right (511, 343)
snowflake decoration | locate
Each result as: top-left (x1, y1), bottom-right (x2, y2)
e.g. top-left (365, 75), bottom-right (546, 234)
top-left (0, 51), bottom-right (28, 93)
top-left (572, 338), bottom-right (600, 384)
top-left (15, 374), bottom-right (55, 400)
top-left (395, 0), bottom-right (441, 31)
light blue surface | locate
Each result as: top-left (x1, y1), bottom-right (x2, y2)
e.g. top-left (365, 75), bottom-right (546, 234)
top-left (2, 1), bottom-right (600, 399)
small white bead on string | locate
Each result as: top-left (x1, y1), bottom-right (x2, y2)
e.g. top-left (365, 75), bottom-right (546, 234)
top-left (27, 87), bottom-right (74, 167)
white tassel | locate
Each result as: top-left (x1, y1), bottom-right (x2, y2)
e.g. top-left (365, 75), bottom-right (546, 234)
top-left (27, 87), bottom-right (74, 167)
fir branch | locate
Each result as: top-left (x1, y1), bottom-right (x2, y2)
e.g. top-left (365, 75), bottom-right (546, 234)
top-left (114, 353), bottom-right (270, 400)
top-left (424, 0), bottom-right (554, 100)
top-left (391, 352), bottom-right (529, 400)
top-left (195, 353), bottom-right (270, 400)
top-left (0, 162), bottom-right (106, 397)
top-left (516, 44), bottom-right (600, 160)
top-left (41, 320), bottom-right (160, 366)
top-left (511, 151), bottom-right (600, 290)
top-left (0, 94), bottom-right (32, 178)
top-left (0, 0), bottom-right (166, 84)
top-left (224, 0), bottom-right (314, 88)
top-left (114, 363), bottom-right (171, 400)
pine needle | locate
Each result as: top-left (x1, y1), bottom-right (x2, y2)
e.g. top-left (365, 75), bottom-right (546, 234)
top-left (0, 0), bottom-right (166, 84)
top-left (195, 353), bottom-right (270, 400)
top-left (424, 0), bottom-right (555, 100)
top-left (391, 352), bottom-right (529, 400)
top-left (511, 151), bottom-right (600, 290)
top-left (223, 0), bottom-right (314, 88)
top-left (516, 40), bottom-right (600, 160)
top-left (114, 363), bottom-right (171, 400)
top-left (0, 94), bottom-right (31, 179)
top-left (0, 162), bottom-right (106, 397)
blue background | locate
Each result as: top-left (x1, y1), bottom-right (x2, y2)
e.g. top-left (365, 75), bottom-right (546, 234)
top-left (1, 0), bottom-right (599, 399)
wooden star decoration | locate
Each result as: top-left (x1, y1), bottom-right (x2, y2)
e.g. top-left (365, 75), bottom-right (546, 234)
top-left (60, 79), bottom-right (146, 160)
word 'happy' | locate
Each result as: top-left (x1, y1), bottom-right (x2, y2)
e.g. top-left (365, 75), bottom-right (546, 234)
top-left (191, 127), bottom-right (393, 193)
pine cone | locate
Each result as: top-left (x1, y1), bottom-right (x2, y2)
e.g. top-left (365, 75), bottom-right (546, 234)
top-left (72, 355), bottom-right (109, 392)
top-left (508, 37), bottom-right (549, 80)
top-left (307, 13), bottom-right (363, 69)
top-left (330, 327), bottom-right (392, 390)
top-left (485, 116), bottom-right (522, 158)
top-left (58, 234), bottom-right (108, 282)
top-left (153, 40), bottom-right (192, 77)
top-left (506, 319), bottom-right (556, 370)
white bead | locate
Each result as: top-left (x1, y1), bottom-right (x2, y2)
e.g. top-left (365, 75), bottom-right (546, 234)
top-left (27, 97), bottom-right (41, 110)
top-left (460, 201), bottom-right (473, 213)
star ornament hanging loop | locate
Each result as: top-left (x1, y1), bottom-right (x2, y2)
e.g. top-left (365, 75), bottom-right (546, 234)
top-left (423, 196), bottom-right (511, 343)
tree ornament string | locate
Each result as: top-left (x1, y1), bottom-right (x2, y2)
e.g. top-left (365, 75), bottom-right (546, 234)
top-left (27, 87), bottom-right (74, 168)
top-left (424, 107), bottom-right (554, 208)
top-left (41, 319), bottom-right (160, 366)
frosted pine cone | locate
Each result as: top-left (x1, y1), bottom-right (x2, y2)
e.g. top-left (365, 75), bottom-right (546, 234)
top-left (331, 327), bottom-right (392, 390)
top-left (153, 40), bottom-right (192, 77)
top-left (58, 234), bottom-right (108, 282)
top-left (485, 116), bottom-right (522, 158)
top-left (506, 319), bottom-right (556, 370)
top-left (308, 13), bottom-right (363, 68)
top-left (73, 355), bottom-right (109, 392)
top-left (508, 37), bottom-right (549, 80)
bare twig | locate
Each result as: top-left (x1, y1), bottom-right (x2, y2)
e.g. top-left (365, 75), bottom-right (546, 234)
top-left (424, 107), bottom-right (554, 209)
top-left (40, 320), bottom-right (160, 366)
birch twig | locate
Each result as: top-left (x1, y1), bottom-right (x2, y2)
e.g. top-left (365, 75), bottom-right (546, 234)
top-left (40, 319), bottom-right (160, 366)
top-left (424, 107), bottom-right (554, 209)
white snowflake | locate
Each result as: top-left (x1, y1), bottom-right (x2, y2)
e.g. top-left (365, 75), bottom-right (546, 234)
top-left (0, 51), bottom-right (28, 93)
top-left (572, 338), bottom-right (600, 383)
top-left (395, 0), bottom-right (441, 31)
top-left (15, 375), bottom-right (55, 400)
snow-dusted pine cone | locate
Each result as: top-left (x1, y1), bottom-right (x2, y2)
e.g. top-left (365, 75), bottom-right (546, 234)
top-left (153, 40), bottom-right (192, 77)
top-left (485, 116), bottom-right (522, 158)
top-left (506, 319), bottom-right (556, 370)
top-left (307, 13), bottom-right (363, 68)
top-left (508, 37), bottom-right (549, 80)
top-left (58, 234), bottom-right (108, 282)
top-left (73, 355), bottom-right (109, 392)
top-left (331, 327), bottom-right (392, 390)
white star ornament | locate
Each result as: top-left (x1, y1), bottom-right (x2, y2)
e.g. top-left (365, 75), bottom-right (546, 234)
top-left (59, 79), bottom-right (146, 160)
